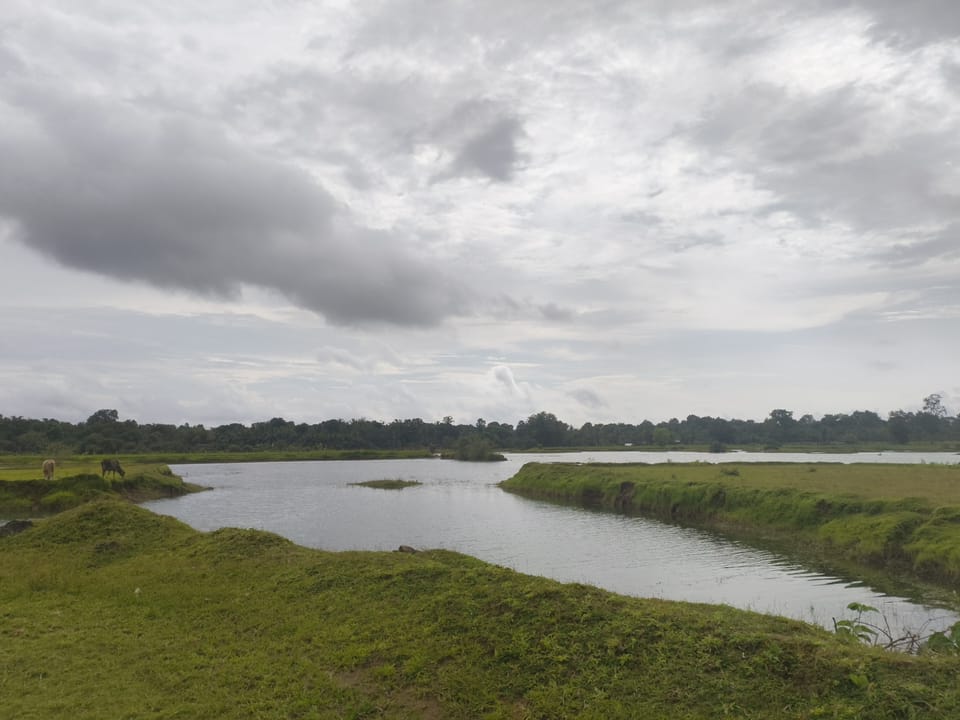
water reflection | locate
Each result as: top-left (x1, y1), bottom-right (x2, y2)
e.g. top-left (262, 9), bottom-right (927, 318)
top-left (141, 454), bottom-right (959, 637)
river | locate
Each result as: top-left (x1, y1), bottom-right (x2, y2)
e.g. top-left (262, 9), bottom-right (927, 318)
top-left (142, 451), bottom-right (960, 638)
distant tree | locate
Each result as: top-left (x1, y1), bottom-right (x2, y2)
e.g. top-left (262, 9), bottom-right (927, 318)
top-left (888, 410), bottom-right (911, 444)
top-left (452, 434), bottom-right (504, 461)
top-left (86, 409), bottom-right (119, 425)
top-left (923, 393), bottom-right (948, 418)
top-left (523, 411), bottom-right (569, 447)
top-left (652, 426), bottom-right (672, 446)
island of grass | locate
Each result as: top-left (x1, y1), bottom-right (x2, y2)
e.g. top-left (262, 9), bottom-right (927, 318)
top-left (3, 499), bottom-right (960, 719)
top-left (352, 478), bottom-right (422, 490)
top-left (0, 458), bottom-right (205, 517)
top-left (500, 461), bottom-right (960, 590)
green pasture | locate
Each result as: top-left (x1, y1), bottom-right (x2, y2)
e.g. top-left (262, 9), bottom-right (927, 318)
top-left (3, 500), bottom-right (960, 719)
top-left (0, 449), bottom-right (433, 479)
top-left (0, 459), bottom-right (200, 516)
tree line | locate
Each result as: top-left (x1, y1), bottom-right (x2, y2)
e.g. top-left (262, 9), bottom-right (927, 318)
top-left (0, 395), bottom-right (956, 455)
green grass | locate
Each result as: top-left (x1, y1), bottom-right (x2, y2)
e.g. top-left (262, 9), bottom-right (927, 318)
top-left (3, 499), bottom-right (960, 719)
top-left (0, 462), bottom-right (202, 516)
top-left (0, 449), bottom-right (434, 475)
top-left (501, 462), bottom-right (960, 586)
top-left (352, 479), bottom-right (422, 490)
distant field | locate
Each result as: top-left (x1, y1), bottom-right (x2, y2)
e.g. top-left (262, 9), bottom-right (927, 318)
top-left (0, 449), bottom-right (434, 480)
top-left (0, 460), bottom-right (201, 515)
top-left (0, 457), bottom-right (152, 482)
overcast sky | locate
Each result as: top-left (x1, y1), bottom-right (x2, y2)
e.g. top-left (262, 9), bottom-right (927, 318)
top-left (1, 1), bottom-right (958, 428)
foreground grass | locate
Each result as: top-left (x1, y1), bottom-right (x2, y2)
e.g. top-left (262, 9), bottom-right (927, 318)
top-left (3, 500), bottom-right (960, 719)
top-left (0, 462), bottom-right (202, 516)
top-left (501, 462), bottom-right (960, 587)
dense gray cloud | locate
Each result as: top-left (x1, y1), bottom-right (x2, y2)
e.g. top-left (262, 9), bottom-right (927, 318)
top-left (0, 85), bottom-right (466, 326)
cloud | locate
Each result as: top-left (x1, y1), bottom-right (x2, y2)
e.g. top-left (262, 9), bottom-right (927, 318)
top-left (688, 79), bottom-right (960, 233)
top-left (448, 116), bottom-right (525, 182)
top-left (491, 365), bottom-right (526, 397)
top-left (0, 85), bottom-right (468, 326)
top-left (853, 0), bottom-right (960, 44)
top-left (569, 387), bottom-right (606, 409)
top-left (868, 225), bottom-right (960, 267)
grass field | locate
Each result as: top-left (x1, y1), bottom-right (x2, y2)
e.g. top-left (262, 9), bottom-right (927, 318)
top-left (501, 462), bottom-right (960, 587)
top-left (3, 499), bottom-right (960, 719)
top-left (0, 460), bottom-right (202, 516)
top-left (0, 449), bottom-right (434, 478)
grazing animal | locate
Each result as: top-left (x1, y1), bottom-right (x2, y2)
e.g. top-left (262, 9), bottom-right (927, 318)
top-left (101, 459), bottom-right (126, 479)
top-left (42, 459), bottom-right (56, 481)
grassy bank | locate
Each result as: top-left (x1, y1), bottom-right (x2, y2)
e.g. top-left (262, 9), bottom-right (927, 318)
top-left (511, 443), bottom-right (960, 453)
top-left (3, 500), bottom-right (960, 719)
top-left (501, 462), bottom-right (960, 587)
top-left (0, 461), bottom-right (202, 516)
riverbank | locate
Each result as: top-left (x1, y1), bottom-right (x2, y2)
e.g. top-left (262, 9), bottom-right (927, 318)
top-left (0, 462), bottom-right (203, 516)
top-left (500, 462), bottom-right (960, 589)
top-left (3, 499), bottom-right (959, 719)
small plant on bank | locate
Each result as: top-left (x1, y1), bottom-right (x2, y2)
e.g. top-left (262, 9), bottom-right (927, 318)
top-left (832, 601), bottom-right (958, 654)
top-left (926, 621), bottom-right (960, 655)
top-left (833, 602), bottom-right (881, 645)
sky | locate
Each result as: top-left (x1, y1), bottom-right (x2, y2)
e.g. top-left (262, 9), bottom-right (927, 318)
top-left (0, 1), bottom-right (958, 428)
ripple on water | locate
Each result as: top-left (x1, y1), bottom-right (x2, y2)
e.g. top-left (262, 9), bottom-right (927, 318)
top-left (148, 458), bottom-right (960, 636)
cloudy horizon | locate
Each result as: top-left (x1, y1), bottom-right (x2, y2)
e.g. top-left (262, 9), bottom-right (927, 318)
top-left (1, 1), bottom-right (958, 428)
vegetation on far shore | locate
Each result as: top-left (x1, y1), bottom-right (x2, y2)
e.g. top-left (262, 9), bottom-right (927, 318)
top-left (3, 499), bottom-right (960, 719)
top-left (2, 395), bottom-right (958, 459)
top-left (501, 462), bottom-right (960, 589)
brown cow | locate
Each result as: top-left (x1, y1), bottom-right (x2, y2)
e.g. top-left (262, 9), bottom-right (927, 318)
top-left (42, 458), bottom-right (56, 481)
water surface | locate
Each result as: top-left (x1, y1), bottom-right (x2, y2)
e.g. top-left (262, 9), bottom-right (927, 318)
top-left (143, 452), bottom-right (960, 637)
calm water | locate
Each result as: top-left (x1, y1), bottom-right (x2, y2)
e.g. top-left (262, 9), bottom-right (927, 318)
top-left (142, 452), bottom-right (960, 636)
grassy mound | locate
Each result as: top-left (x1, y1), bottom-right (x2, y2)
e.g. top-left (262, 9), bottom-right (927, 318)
top-left (2, 500), bottom-right (960, 718)
top-left (501, 462), bottom-right (960, 586)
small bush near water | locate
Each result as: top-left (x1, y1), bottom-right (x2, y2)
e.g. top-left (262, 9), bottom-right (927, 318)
top-left (3, 499), bottom-right (960, 719)
top-left (501, 462), bottom-right (960, 587)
